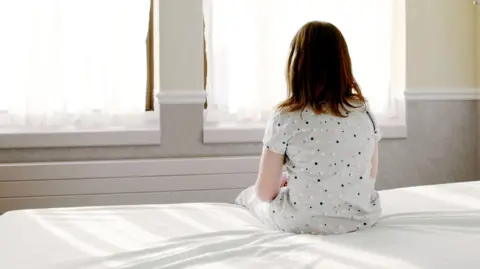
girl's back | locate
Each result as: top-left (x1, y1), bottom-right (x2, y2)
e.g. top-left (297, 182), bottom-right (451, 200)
top-left (235, 21), bottom-right (382, 235)
top-left (254, 104), bottom-right (381, 234)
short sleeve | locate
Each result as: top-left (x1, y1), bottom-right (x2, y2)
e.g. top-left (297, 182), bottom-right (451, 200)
top-left (365, 106), bottom-right (382, 142)
top-left (262, 112), bottom-right (292, 154)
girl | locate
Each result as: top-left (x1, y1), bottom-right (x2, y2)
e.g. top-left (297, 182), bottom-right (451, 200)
top-left (235, 21), bottom-right (381, 235)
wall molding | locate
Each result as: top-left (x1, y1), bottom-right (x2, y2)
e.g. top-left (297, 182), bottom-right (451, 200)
top-left (0, 156), bottom-right (259, 212)
top-left (156, 90), bottom-right (207, 104)
top-left (156, 88), bottom-right (480, 104)
top-left (404, 88), bottom-right (480, 100)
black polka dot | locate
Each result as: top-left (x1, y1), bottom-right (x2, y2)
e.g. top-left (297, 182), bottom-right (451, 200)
top-left (324, 121), bottom-right (327, 123)
top-left (314, 162), bottom-right (318, 165)
top-left (272, 210), bottom-right (275, 213)
top-left (282, 142), bottom-right (286, 144)
top-left (291, 216), bottom-right (294, 219)
top-left (349, 205), bottom-right (352, 207)
top-left (373, 203), bottom-right (376, 206)
top-left (341, 184), bottom-right (344, 187)
top-left (292, 165), bottom-right (296, 168)
top-left (347, 164), bottom-right (350, 167)
top-left (324, 190), bottom-right (328, 192)
top-left (317, 179), bottom-right (321, 182)
top-left (293, 202), bottom-right (297, 205)
top-left (337, 122), bottom-right (340, 125)
top-left (306, 121), bottom-right (309, 124)
top-left (324, 224), bottom-right (327, 226)
top-left (354, 134), bottom-right (357, 137)
top-left (266, 146), bottom-right (270, 149)
top-left (336, 140), bottom-right (339, 144)
top-left (334, 163), bottom-right (337, 166)
top-left (360, 176), bottom-right (363, 179)
top-left (358, 209), bottom-right (361, 212)
top-left (294, 176), bottom-right (298, 179)
top-left (363, 223), bottom-right (367, 226)
top-left (277, 124), bottom-right (281, 127)
top-left (317, 149), bottom-right (320, 152)
top-left (358, 152), bottom-right (361, 155)
top-left (309, 206), bottom-right (313, 209)
top-left (358, 193), bottom-right (360, 196)
top-left (342, 130), bottom-right (345, 133)
top-left (298, 128), bottom-right (300, 131)
top-left (320, 202), bottom-right (323, 205)
top-left (310, 137), bottom-right (314, 140)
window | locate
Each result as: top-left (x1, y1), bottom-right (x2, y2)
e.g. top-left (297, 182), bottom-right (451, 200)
top-left (203, 0), bottom-right (406, 142)
top-left (0, 0), bottom-right (160, 147)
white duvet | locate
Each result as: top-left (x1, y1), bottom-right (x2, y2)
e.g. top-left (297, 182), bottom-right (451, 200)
top-left (0, 182), bottom-right (479, 269)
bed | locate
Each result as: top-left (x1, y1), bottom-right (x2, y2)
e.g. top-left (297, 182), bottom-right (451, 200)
top-left (0, 181), bottom-right (479, 269)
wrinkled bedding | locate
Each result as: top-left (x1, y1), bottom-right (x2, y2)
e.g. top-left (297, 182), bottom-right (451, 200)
top-left (0, 182), bottom-right (479, 269)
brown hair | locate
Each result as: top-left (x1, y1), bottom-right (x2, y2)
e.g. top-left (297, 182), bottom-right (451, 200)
top-left (278, 21), bottom-right (365, 117)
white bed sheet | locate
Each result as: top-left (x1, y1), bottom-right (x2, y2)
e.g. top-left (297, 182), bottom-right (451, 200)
top-left (0, 181), bottom-right (479, 269)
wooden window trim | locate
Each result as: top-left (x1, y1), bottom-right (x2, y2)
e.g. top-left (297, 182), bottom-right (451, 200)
top-left (145, 0), bottom-right (155, 111)
top-left (204, 19), bottom-right (208, 109)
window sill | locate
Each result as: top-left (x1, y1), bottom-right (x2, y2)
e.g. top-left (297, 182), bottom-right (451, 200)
top-left (203, 117), bottom-right (407, 144)
top-left (0, 114), bottom-right (160, 149)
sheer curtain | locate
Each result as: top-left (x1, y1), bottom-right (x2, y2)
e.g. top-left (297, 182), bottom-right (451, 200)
top-left (0, 0), bottom-right (151, 131)
top-left (204, 0), bottom-right (396, 124)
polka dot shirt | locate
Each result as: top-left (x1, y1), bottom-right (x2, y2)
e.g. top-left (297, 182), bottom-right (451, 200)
top-left (242, 104), bottom-right (382, 235)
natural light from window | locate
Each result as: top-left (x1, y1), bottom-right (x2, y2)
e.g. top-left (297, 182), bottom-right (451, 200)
top-left (204, 0), bottom-right (405, 124)
top-left (0, 0), bottom-right (155, 131)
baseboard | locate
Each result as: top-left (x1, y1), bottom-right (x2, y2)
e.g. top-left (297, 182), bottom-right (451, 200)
top-left (404, 88), bottom-right (480, 100)
top-left (0, 156), bottom-right (260, 212)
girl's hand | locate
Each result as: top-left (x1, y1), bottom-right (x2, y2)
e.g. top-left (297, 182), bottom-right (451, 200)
top-left (280, 172), bottom-right (288, 187)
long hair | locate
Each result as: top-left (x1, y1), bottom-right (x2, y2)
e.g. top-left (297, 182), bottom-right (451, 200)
top-left (278, 21), bottom-right (365, 117)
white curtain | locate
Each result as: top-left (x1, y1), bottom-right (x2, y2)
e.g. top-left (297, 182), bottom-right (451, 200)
top-left (204, 0), bottom-right (396, 124)
top-left (0, 0), bottom-right (151, 131)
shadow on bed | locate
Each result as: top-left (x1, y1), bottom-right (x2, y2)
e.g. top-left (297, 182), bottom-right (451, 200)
top-left (43, 208), bottom-right (480, 269)
top-left (67, 228), bottom-right (423, 269)
top-left (68, 231), bottom-right (310, 269)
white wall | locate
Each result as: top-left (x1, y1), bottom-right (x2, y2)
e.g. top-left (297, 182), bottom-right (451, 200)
top-left (159, 0), bottom-right (203, 91)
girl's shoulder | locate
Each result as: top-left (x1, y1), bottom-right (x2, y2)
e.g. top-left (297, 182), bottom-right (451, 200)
top-left (344, 100), bottom-right (368, 114)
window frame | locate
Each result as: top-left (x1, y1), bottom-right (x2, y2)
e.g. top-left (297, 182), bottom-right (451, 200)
top-left (202, 1), bottom-right (407, 143)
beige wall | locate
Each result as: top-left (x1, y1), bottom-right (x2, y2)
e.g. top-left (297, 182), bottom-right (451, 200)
top-left (0, 0), bottom-right (478, 190)
top-left (406, 0), bottom-right (476, 89)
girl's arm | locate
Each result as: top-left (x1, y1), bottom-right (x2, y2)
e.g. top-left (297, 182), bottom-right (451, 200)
top-left (370, 142), bottom-right (379, 179)
top-left (255, 147), bottom-right (285, 202)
